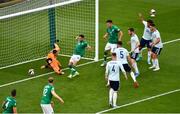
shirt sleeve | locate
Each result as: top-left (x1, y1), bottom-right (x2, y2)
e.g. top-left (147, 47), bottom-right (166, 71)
top-left (142, 20), bottom-right (147, 26)
top-left (115, 26), bottom-right (121, 32)
top-left (126, 49), bottom-right (129, 56)
top-left (156, 32), bottom-right (160, 38)
top-left (84, 42), bottom-right (88, 48)
top-left (51, 86), bottom-right (55, 91)
top-left (13, 102), bottom-right (17, 107)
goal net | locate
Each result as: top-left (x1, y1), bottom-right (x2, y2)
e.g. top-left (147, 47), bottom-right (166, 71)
top-left (0, 0), bottom-right (99, 69)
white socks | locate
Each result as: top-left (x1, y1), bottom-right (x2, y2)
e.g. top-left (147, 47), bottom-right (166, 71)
top-left (130, 71), bottom-right (137, 82)
top-left (109, 88), bottom-right (113, 105)
top-left (113, 92), bottom-right (117, 107)
top-left (148, 51), bottom-right (151, 63)
top-left (152, 58), bottom-right (159, 68)
top-left (154, 58), bottom-right (159, 68)
top-left (132, 62), bottom-right (139, 74)
top-left (109, 88), bottom-right (118, 107)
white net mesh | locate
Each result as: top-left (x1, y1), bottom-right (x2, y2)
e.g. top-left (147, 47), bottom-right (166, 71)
top-left (0, 0), bottom-right (96, 68)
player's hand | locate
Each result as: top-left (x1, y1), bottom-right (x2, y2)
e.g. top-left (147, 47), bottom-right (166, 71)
top-left (60, 99), bottom-right (64, 104)
top-left (105, 76), bottom-right (108, 81)
top-left (138, 13), bottom-right (142, 17)
top-left (51, 101), bottom-right (54, 108)
top-left (134, 81), bottom-right (139, 88)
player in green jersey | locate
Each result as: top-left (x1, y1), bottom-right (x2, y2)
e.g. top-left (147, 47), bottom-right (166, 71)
top-left (40, 77), bottom-right (64, 114)
top-left (101, 20), bottom-right (123, 67)
top-left (2, 89), bottom-right (17, 114)
top-left (68, 34), bottom-right (91, 78)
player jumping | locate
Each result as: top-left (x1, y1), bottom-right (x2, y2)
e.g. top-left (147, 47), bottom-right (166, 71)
top-left (114, 41), bottom-right (139, 86)
top-left (138, 13), bottom-right (154, 64)
top-left (105, 53), bottom-right (127, 108)
top-left (128, 28), bottom-right (140, 77)
top-left (2, 89), bottom-right (17, 114)
top-left (41, 42), bottom-right (64, 75)
top-left (101, 20), bottom-right (123, 67)
top-left (68, 35), bottom-right (91, 78)
top-left (40, 77), bottom-right (64, 114)
top-left (149, 24), bottom-right (163, 71)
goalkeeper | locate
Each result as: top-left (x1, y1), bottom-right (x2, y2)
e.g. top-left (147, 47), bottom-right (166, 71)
top-left (68, 35), bottom-right (91, 78)
top-left (41, 42), bottom-right (64, 75)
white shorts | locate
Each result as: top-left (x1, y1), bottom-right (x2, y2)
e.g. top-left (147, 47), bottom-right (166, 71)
top-left (105, 43), bottom-right (117, 53)
top-left (70, 55), bottom-right (81, 63)
top-left (41, 104), bottom-right (54, 114)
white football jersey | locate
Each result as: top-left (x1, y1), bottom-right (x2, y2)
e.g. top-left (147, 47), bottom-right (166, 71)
top-left (152, 30), bottom-right (163, 48)
top-left (106, 60), bottom-right (125, 81)
top-left (131, 34), bottom-right (139, 53)
top-left (142, 21), bottom-right (152, 40)
top-left (114, 47), bottom-right (129, 64)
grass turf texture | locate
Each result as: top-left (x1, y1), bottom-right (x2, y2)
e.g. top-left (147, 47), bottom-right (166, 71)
top-left (0, 0), bottom-right (180, 113)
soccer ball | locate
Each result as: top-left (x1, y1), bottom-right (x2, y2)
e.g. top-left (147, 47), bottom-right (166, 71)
top-left (150, 9), bottom-right (156, 17)
top-left (28, 69), bottom-right (35, 76)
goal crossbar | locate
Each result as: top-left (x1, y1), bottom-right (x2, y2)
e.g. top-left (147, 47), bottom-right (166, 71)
top-left (0, 0), bottom-right (83, 20)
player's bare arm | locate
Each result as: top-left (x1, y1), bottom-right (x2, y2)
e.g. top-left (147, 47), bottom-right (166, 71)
top-left (138, 13), bottom-right (144, 22)
top-left (13, 107), bottom-right (17, 114)
top-left (151, 38), bottom-right (160, 47)
top-left (51, 90), bottom-right (64, 104)
top-left (118, 31), bottom-right (123, 41)
top-left (103, 32), bottom-right (108, 40)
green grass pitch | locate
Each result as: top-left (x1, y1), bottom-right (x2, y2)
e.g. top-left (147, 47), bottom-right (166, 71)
top-left (0, 0), bottom-right (180, 113)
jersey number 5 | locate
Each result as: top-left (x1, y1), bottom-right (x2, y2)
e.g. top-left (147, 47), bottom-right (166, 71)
top-left (120, 51), bottom-right (124, 58)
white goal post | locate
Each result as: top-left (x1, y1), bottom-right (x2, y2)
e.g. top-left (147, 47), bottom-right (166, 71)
top-left (0, 0), bottom-right (99, 69)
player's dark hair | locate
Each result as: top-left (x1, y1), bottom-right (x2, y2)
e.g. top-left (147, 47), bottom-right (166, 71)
top-left (147, 19), bottom-right (154, 24)
top-left (128, 28), bottom-right (134, 32)
top-left (112, 53), bottom-right (116, 57)
top-left (150, 23), bottom-right (156, 27)
top-left (106, 20), bottom-right (113, 23)
top-left (11, 89), bottom-right (16, 97)
top-left (48, 77), bottom-right (54, 83)
top-left (52, 50), bottom-right (57, 54)
top-left (117, 41), bottom-right (123, 46)
top-left (79, 34), bottom-right (85, 38)
top-left (46, 58), bottom-right (52, 64)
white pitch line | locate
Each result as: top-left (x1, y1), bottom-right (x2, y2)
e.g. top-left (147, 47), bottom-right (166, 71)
top-left (96, 89), bottom-right (180, 114)
top-left (0, 38), bottom-right (179, 88)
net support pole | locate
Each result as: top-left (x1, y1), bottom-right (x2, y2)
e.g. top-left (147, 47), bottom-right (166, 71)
top-left (94, 0), bottom-right (99, 61)
top-left (48, 0), bottom-right (56, 48)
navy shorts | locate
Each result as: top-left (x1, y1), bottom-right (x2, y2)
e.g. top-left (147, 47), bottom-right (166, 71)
top-left (109, 81), bottom-right (119, 91)
top-left (152, 47), bottom-right (162, 55)
top-left (130, 52), bottom-right (139, 60)
top-left (123, 64), bottom-right (131, 73)
top-left (140, 38), bottom-right (152, 48)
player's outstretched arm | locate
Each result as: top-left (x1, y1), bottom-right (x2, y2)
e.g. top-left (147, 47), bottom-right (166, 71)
top-left (118, 31), bottom-right (123, 41)
top-left (138, 13), bottom-right (144, 22)
top-left (51, 90), bottom-right (64, 104)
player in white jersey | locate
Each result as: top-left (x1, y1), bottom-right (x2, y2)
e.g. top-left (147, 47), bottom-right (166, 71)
top-left (138, 13), bottom-right (154, 64)
top-left (128, 28), bottom-right (140, 76)
top-left (149, 24), bottom-right (163, 71)
top-left (105, 53), bottom-right (127, 107)
top-left (114, 41), bottom-right (139, 85)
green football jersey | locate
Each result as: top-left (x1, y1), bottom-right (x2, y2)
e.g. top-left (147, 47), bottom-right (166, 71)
top-left (107, 25), bottom-right (121, 44)
top-left (2, 97), bottom-right (16, 114)
top-left (40, 84), bottom-right (54, 104)
top-left (74, 40), bottom-right (88, 57)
